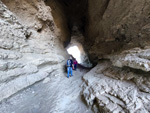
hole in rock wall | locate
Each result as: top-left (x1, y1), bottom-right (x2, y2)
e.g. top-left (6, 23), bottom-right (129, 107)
top-left (66, 27), bottom-right (93, 68)
top-left (67, 46), bottom-right (81, 63)
top-left (66, 44), bottom-right (92, 68)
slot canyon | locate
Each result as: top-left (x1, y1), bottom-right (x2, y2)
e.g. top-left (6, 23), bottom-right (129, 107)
top-left (0, 0), bottom-right (150, 113)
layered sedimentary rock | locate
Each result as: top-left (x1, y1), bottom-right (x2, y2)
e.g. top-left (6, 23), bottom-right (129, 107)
top-left (108, 47), bottom-right (150, 72)
top-left (0, 0), bottom-right (67, 102)
top-left (86, 0), bottom-right (150, 62)
top-left (82, 60), bottom-right (150, 113)
top-left (81, 0), bottom-right (150, 112)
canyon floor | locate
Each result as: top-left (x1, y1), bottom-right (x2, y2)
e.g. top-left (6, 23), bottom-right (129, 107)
top-left (0, 67), bottom-right (93, 113)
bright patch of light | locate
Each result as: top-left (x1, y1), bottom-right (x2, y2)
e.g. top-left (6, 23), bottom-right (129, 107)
top-left (67, 46), bottom-right (81, 63)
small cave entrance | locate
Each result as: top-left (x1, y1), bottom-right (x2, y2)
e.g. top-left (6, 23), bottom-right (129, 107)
top-left (66, 42), bottom-right (92, 68)
top-left (66, 26), bottom-right (93, 68)
top-left (67, 45), bottom-right (81, 63)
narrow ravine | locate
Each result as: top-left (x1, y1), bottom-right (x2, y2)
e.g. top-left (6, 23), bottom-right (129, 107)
top-left (0, 67), bottom-right (93, 113)
top-left (1, 0), bottom-right (150, 113)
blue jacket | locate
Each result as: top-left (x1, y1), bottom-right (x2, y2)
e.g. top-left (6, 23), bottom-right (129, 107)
top-left (67, 59), bottom-right (73, 67)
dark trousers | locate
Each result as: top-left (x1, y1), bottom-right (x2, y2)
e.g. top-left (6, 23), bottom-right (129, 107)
top-left (74, 64), bottom-right (77, 70)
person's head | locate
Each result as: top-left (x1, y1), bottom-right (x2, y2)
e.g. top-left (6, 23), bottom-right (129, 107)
top-left (69, 56), bottom-right (72, 59)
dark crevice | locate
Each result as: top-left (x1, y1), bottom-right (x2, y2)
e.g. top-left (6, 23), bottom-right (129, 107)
top-left (37, 28), bottom-right (42, 32)
top-left (101, 0), bottom-right (110, 18)
top-left (45, 0), bottom-right (111, 66)
top-left (45, 0), bottom-right (88, 38)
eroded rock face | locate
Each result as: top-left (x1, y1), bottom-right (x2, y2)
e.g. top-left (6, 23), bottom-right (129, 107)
top-left (81, 46), bottom-right (150, 112)
top-left (86, 0), bottom-right (150, 62)
top-left (45, 0), bottom-right (71, 46)
top-left (82, 61), bottom-right (150, 113)
top-left (0, 0), bottom-right (67, 102)
top-left (82, 1), bottom-right (150, 111)
top-left (107, 47), bottom-right (150, 72)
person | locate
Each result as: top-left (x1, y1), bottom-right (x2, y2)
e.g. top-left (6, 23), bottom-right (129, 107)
top-left (66, 56), bottom-right (73, 78)
top-left (73, 59), bottom-right (78, 71)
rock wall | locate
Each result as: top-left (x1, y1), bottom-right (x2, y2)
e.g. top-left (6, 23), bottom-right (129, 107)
top-left (81, 1), bottom-right (150, 112)
top-left (1, 0), bottom-right (71, 47)
top-left (86, 0), bottom-right (150, 62)
top-left (45, 0), bottom-right (71, 47)
top-left (45, 0), bottom-right (88, 47)
top-left (82, 60), bottom-right (150, 113)
top-left (0, 0), bottom-right (67, 102)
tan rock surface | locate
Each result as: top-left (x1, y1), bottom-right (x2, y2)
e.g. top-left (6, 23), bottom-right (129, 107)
top-left (0, 0), bottom-right (66, 102)
top-left (82, 61), bottom-right (150, 113)
top-left (86, 0), bottom-right (150, 62)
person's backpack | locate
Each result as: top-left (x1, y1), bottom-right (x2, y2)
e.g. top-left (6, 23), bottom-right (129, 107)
top-left (67, 59), bottom-right (72, 67)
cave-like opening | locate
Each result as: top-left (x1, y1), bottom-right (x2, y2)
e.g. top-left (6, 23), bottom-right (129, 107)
top-left (67, 45), bottom-right (81, 63)
top-left (66, 26), bottom-right (92, 68)
top-left (45, 0), bottom-right (92, 67)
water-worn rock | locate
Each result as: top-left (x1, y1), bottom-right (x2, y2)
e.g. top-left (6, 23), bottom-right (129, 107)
top-left (0, 0), bottom-right (66, 102)
top-left (82, 61), bottom-right (150, 113)
top-left (108, 47), bottom-right (150, 72)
